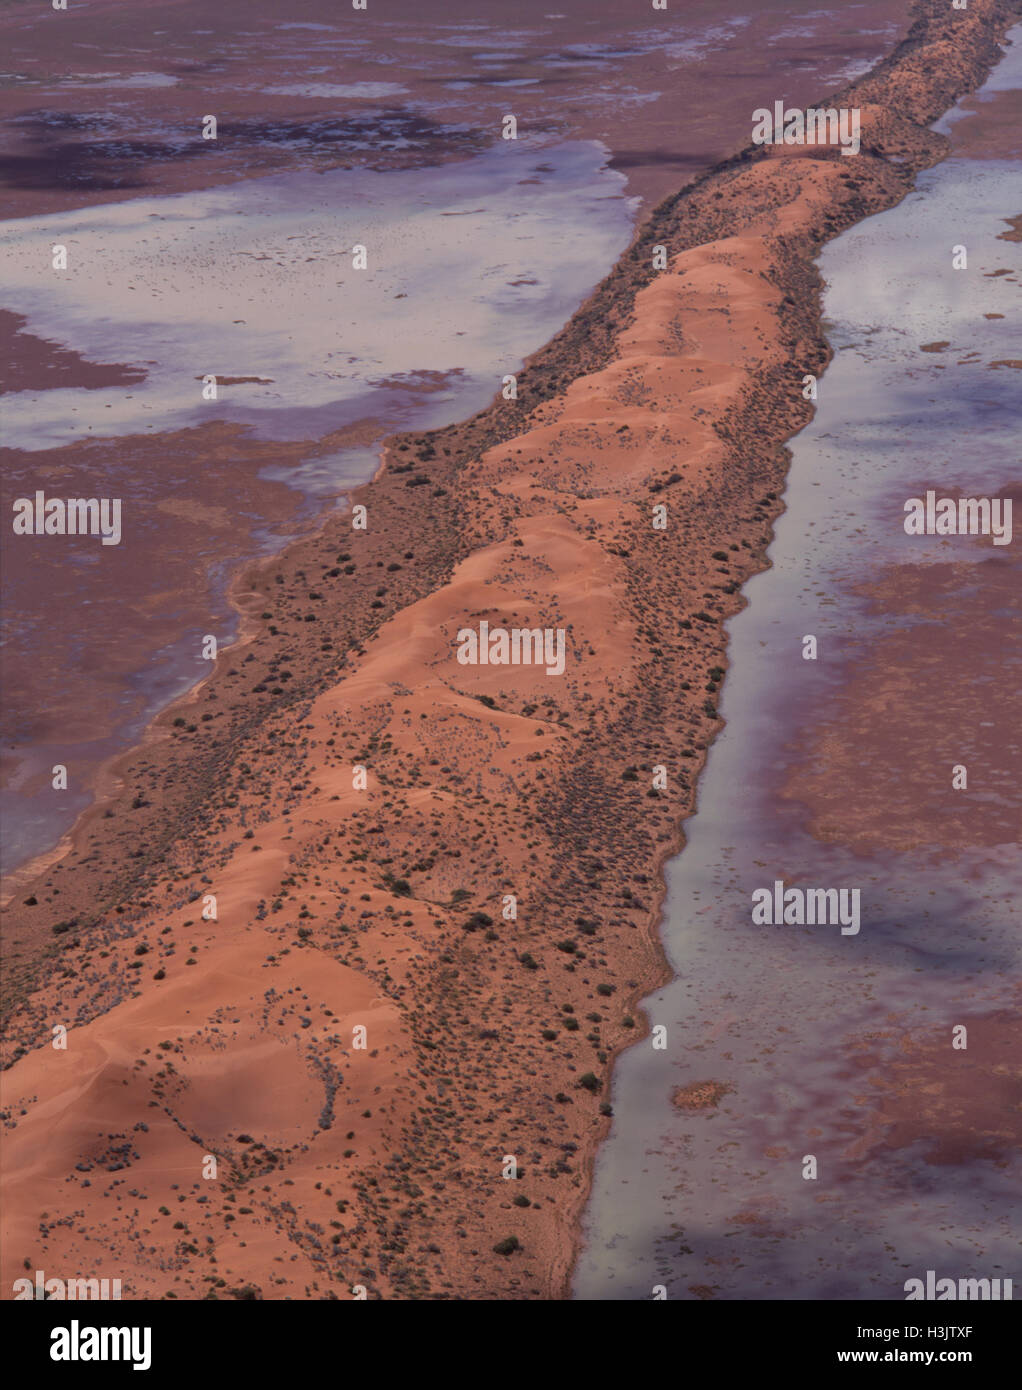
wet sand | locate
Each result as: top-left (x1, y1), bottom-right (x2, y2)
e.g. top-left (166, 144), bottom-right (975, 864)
top-left (2, 0), bottom-right (1018, 1301)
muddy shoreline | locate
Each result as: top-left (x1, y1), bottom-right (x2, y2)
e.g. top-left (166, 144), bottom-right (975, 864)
top-left (2, 0), bottom-right (1018, 1301)
top-left (0, 0), bottom-right (916, 220)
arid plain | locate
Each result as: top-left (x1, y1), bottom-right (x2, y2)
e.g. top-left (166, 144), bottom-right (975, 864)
top-left (2, 0), bottom-right (1018, 1300)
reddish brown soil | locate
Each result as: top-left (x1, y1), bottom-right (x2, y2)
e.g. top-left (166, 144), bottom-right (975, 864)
top-left (783, 541), bottom-right (1022, 857)
top-left (1, 0), bottom-right (1017, 1302)
top-left (838, 1008), bottom-right (1022, 1168)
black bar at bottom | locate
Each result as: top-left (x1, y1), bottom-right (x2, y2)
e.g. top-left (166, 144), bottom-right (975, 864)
top-left (13, 1297), bottom-right (1017, 1376)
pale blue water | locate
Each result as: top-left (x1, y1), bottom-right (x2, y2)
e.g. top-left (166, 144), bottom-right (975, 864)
top-left (0, 139), bottom-right (637, 874)
top-left (574, 37), bottom-right (1021, 1301)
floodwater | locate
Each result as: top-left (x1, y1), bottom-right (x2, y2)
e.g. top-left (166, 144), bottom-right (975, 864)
top-left (0, 140), bottom-right (636, 451)
top-left (0, 139), bottom-right (636, 873)
top-left (575, 36), bottom-right (1021, 1301)
top-left (0, 0), bottom-right (918, 871)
